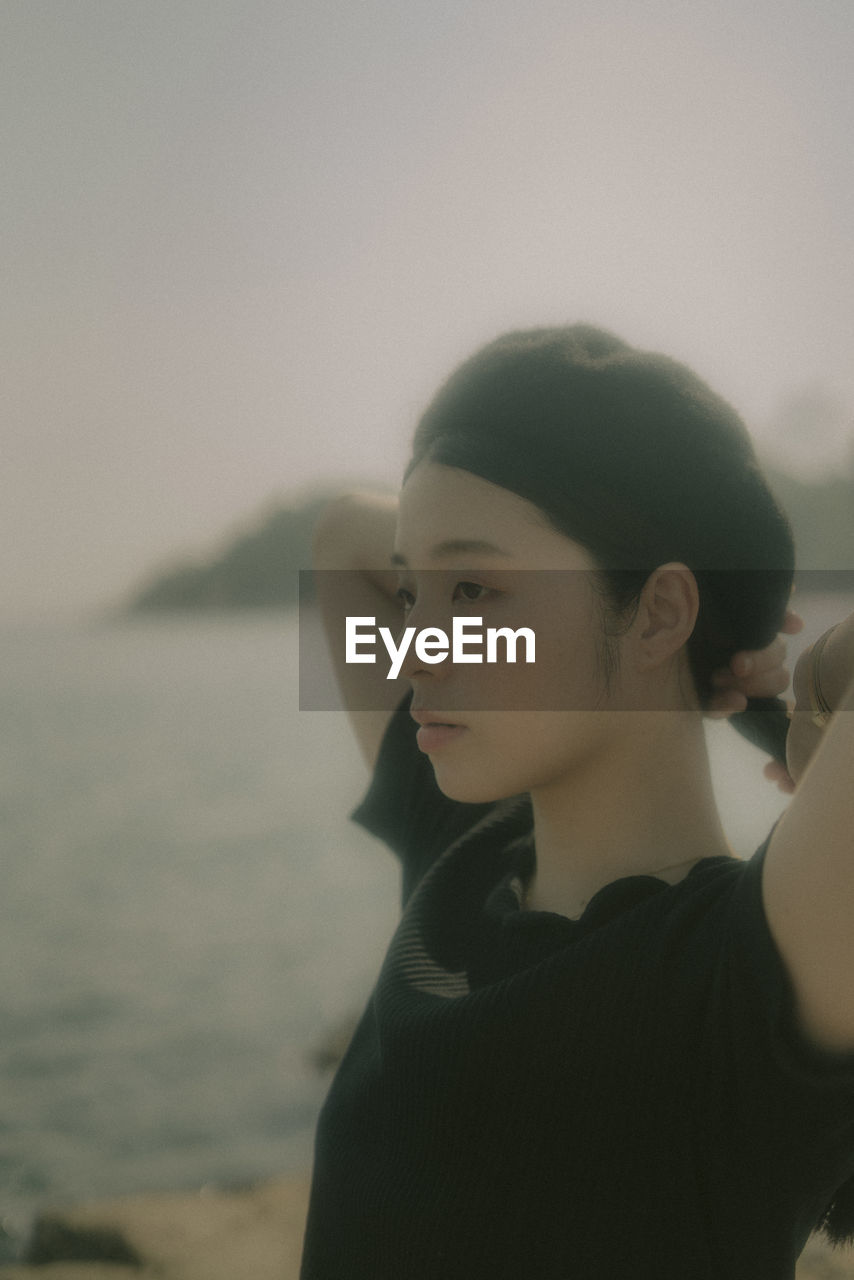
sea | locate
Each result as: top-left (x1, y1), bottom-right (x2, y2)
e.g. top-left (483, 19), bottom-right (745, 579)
top-left (0, 598), bottom-right (849, 1257)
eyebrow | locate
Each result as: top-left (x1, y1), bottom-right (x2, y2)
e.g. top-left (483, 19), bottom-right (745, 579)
top-left (390, 539), bottom-right (514, 567)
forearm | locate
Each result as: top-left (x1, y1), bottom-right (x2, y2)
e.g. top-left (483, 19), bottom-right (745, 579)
top-left (764, 616), bottom-right (854, 1050)
top-left (312, 490), bottom-right (400, 600)
top-left (805, 621), bottom-right (854, 710)
top-left (787, 615), bottom-right (854, 783)
top-left (792, 670), bottom-right (854, 791)
top-left (310, 489), bottom-right (407, 765)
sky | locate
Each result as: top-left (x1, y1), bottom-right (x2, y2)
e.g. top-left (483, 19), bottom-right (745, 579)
top-left (2, 0), bottom-right (853, 623)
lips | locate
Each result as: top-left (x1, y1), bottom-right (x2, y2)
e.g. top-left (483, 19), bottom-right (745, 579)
top-left (410, 709), bottom-right (466, 728)
top-left (410, 709), bottom-right (468, 754)
top-left (414, 724), bottom-right (467, 753)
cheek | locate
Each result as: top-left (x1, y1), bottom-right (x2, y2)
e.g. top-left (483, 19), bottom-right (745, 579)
top-left (470, 626), bottom-right (604, 713)
top-left (497, 588), bottom-right (605, 712)
top-left (424, 716), bottom-right (537, 804)
top-left (533, 602), bottom-right (607, 710)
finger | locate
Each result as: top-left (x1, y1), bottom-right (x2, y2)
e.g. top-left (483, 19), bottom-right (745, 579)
top-left (717, 640), bottom-right (790, 698)
top-left (737, 666), bottom-right (791, 699)
top-left (711, 666), bottom-right (790, 701)
top-left (763, 760), bottom-right (796, 794)
top-left (706, 689), bottom-right (749, 718)
top-left (732, 636), bottom-right (787, 677)
top-left (720, 616), bottom-right (802, 684)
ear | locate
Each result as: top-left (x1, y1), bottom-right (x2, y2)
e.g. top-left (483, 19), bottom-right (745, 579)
top-left (633, 563), bottom-right (699, 671)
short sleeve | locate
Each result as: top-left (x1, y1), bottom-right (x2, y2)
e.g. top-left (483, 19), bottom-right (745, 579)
top-left (734, 846), bottom-right (854, 1094)
top-left (348, 689), bottom-right (496, 905)
top-left (693, 840), bottom-right (854, 1248)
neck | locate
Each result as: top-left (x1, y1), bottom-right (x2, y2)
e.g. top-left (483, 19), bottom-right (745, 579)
top-left (524, 712), bottom-right (733, 919)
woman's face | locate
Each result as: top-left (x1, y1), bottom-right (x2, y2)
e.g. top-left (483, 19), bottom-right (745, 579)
top-left (393, 461), bottom-right (638, 804)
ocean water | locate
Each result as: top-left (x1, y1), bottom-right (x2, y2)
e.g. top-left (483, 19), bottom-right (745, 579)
top-left (0, 615), bottom-right (399, 1255)
top-left (0, 599), bottom-right (849, 1255)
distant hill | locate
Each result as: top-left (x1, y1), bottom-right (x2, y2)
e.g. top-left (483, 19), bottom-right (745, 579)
top-left (125, 489), bottom-right (340, 613)
top-left (124, 465), bottom-right (854, 614)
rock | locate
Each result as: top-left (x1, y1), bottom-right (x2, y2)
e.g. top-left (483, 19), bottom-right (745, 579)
top-left (3, 1177), bottom-right (853, 1278)
top-left (798, 1234), bottom-right (854, 1278)
top-left (25, 1218), bottom-right (142, 1267)
top-left (0, 1269), bottom-right (138, 1279)
top-left (0, 1174), bottom-right (310, 1280)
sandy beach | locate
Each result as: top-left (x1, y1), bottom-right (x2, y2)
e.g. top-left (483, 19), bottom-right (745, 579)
top-left (2, 1173), bottom-right (854, 1279)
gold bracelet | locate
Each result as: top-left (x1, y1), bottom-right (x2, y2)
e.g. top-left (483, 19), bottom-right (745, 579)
top-left (806, 625), bottom-right (838, 729)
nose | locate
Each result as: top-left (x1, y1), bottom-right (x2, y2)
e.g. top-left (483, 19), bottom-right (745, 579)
top-left (396, 601), bottom-right (452, 684)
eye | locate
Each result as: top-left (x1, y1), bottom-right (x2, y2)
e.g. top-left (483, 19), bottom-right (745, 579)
top-left (396, 579), bottom-right (493, 613)
top-left (454, 580), bottom-right (488, 603)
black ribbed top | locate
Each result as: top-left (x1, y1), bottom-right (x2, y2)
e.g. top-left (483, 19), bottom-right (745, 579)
top-left (300, 692), bottom-right (854, 1279)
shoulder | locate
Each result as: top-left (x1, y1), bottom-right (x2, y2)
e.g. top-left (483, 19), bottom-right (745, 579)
top-left (657, 842), bottom-right (854, 1099)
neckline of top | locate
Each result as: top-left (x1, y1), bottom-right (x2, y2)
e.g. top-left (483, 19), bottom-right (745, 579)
top-left (487, 843), bottom-right (740, 930)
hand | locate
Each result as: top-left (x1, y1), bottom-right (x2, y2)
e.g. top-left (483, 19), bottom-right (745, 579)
top-left (706, 608), bottom-right (804, 720)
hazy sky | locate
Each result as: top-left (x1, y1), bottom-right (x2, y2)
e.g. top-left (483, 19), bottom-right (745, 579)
top-left (3, 0), bottom-right (853, 622)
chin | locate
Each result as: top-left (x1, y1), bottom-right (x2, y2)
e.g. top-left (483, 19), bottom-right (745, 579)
top-left (430, 761), bottom-right (521, 807)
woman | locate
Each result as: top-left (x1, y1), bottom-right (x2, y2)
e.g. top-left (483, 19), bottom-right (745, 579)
top-left (302, 325), bottom-right (854, 1278)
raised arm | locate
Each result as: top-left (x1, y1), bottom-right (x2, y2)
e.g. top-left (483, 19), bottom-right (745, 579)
top-left (762, 613), bottom-right (854, 1051)
top-left (311, 490), bottom-right (408, 771)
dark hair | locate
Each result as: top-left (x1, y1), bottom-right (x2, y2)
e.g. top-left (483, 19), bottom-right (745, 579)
top-left (405, 325), bottom-right (795, 757)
